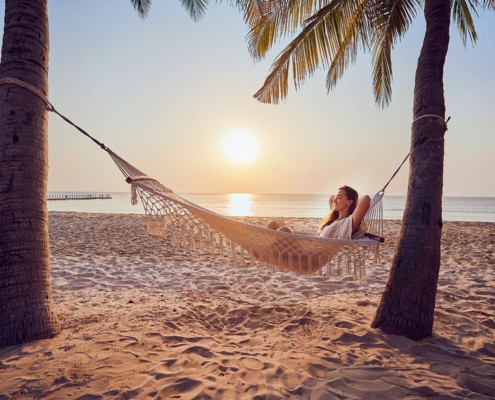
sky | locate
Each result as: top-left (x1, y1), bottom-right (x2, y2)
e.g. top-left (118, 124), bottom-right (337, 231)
top-left (1, 1), bottom-right (494, 196)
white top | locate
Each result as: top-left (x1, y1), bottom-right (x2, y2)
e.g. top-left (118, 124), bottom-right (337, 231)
top-left (319, 215), bottom-right (365, 240)
top-left (319, 215), bottom-right (353, 239)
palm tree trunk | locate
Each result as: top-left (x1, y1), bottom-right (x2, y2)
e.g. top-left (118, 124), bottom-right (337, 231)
top-left (371, 0), bottom-right (450, 340)
top-left (0, 0), bottom-right (60, 347)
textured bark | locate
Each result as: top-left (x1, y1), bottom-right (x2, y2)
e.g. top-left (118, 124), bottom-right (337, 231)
top-left (0, 0), bottom-right (60, 347)
top-left (371, 0), bottom-right (450, 340)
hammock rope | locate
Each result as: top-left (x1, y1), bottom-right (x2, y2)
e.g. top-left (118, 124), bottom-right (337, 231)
top-left (0, 77), bottom-right (449, 280)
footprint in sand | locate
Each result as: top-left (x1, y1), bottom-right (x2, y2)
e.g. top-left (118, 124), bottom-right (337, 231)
top-left (182, 345), bottom-right (214, 358)
top-left (239, 356), bottom-right (263, 370)
top-left (280, 371), bottom-right (300, 390)
top-left (158, 378), bottom-right (203, 398)
top-left (335, 320), bottom-right (355, 329)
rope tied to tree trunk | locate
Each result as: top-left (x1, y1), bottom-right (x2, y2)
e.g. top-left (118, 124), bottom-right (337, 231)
top-left (412, 114), bottom-right (450, 131)
top-left (0, 77), bottom-right (108, 151)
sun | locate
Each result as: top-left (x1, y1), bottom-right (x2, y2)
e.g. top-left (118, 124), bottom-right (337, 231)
top-left (222, 131), bottom-right (258, 164)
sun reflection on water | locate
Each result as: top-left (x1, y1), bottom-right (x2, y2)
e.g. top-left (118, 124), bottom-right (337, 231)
top-left (227, 193), bottom-right (254, 216)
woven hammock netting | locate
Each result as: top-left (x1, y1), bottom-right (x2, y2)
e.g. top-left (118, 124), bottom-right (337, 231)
top-left (109, 152), bottom-right (383, 281)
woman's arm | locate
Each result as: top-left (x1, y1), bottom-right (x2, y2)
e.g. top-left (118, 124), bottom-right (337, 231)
top-left (352, 195), bottom-right (371, 233)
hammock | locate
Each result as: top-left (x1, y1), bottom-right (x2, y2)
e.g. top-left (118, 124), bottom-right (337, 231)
top-left (1, 77), bottom-right (418, 281)
top-left (105, 150), bottom-right (385, 281)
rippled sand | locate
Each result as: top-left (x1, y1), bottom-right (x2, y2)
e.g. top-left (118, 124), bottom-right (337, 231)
top-left (0, 212), bottom-right (494, 399)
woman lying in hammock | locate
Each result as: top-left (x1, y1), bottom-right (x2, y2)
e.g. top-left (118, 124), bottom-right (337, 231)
top-left (266, 185), bottom-right (371, 240)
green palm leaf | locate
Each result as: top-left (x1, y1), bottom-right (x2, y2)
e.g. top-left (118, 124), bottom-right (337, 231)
top-left (452, 0), bottom-right (479, 45)
top-left (130, 0), bottom-right (152, 18)
top-left (370, 0), bottom-right (421, 107)
top-left (246, 0), bottom-right (326, 61)
top-left (181, 0), bottom-right (210, 21)
top-left (253, 0), bottom-right (371, 103)
top-left (482, 0), bottom-right (495, 9)
top-left (325, 0), bottom-right (375, 94)
top-left (131, 0), bottom-right (209, 20)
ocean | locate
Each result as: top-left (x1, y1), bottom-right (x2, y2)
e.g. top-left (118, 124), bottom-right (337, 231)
top-left (47, 192), bottom-right (495, 222)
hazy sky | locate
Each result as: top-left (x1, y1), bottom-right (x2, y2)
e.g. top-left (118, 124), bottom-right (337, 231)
top-left (1, 1), bottom-right (494, 196)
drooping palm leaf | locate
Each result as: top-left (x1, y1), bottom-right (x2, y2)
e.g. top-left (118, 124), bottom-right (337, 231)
top-left (246, 0), bottom-right (327, 61)
top-left (130, 0), bottom-right (152, 18)
top-left (180, 0), bottom-right (210, 21)
top-left (131, 0), bottom-right (209, 20)
top-left (370, 0), bottom-right (421, 107)
top-left (482, 0), bottom-right (495, 9)
top-left (452, 0), bottom-right (479, 45)
top-left (253, 0), bottom-right (371, 103)
top-left (325, 0), bottom-right (376, 93)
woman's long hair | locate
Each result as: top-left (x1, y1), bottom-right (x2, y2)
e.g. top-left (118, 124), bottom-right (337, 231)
top-left (317, 186), bottom-right (359, 235)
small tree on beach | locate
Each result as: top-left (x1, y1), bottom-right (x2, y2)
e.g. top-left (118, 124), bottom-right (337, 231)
top-left (245, 0), bottom-right (494, 339)
top-left (0, 0), bottom-right (207, 348)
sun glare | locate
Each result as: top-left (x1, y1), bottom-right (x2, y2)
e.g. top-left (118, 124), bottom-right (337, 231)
top-left (227, 193), bottom-right (254, 216)
top-left (223, 131), bottom-right (258, 164)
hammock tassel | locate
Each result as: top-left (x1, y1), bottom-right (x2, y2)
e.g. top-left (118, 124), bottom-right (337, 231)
top-left (355, 254), bottom-right (358, 277)
top-left (230, 240), bottom-right (236, 261)
top-left (130, 183), bottom-right (138, 205)
top-left (200, 229), bottom-right (205, 251)
top-left (258, 247), bottom-right (268, 265)
top-left (189, 227), bottom-right (196, 249)
top-left (318, 256), bottom-right (330, 275)
top-left (240, 248), bottom-right (245, 266)
top-left (374, 244), bottom-right (381, 264)
top-left (362, 257), bottom-right (367, 282)
top-left (269, 250), bottom-right (274, 269)
top-left (181, 225), bottom-right (187, 246)
top-left (171, 223), bottom-right (177, 245)
top-left (209, 232), bottom-right (215, 254)
top-left (308, 255), bottom-right (315, 274)
top-left (219, 236), bottom-right (224, 257)
top-left (249, 247), bottom-right (255, 266)
top-left (160, 216), bottom-right (167, 237)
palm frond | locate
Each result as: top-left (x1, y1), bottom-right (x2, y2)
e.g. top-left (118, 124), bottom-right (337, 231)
top-left (181, 0), bottom-right (209, 21)
top-left (130, 0), bottom-right (152, 19)
top-left (245, 0), bottom-right (325, 60)
top-left (452, 0), bottom-right (479, 45)
top-left (482, 0), bottom-right (495, 9)
top-left (246, 1), bottom-right (288, 60)
top-left (254, 0), bottom-right (371, 104)
top-left (371, 0), bottom-right (421, 107)
top-left (231, 0), bottom-right (267, 22)
top-left (325, 0), bottom-right (376, 92)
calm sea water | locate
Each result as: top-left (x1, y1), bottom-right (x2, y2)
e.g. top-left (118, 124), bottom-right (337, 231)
top-left (47, 192), bottom-right (495, 222)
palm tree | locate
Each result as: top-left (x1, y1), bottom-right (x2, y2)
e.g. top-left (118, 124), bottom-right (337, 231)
top-left (247, 0), bottom-right (494, 339)
top-left (0, 0), bottom-right (207, 348)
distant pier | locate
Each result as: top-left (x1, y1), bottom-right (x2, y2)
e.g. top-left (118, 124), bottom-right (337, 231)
top-left (47, 194), bottom-right (112, 201)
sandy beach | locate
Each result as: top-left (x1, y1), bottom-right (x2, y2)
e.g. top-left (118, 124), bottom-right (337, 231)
top-left (1, 212), bottom-right (494, 399)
